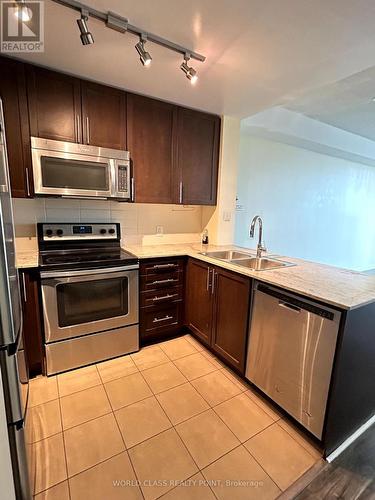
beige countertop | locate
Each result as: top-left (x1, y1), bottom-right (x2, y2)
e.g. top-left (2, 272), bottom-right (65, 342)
top-left (15, 250), bottom-right (39, 269)
top-left (124, 243), bottom-right (375, 311)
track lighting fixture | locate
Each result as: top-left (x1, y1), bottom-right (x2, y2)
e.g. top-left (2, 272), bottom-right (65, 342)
top-left (77, 10), bottom-right (94, 45)
top-left (180, 55), bottom-right (198, 84)
top-left (135, 36), bottom-right (152, 66)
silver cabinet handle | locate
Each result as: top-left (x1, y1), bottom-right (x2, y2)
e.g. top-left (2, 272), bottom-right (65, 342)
top-left (76, 114), bottom-right (81, 142)
top-left (86, 116), bottom-right (90, 144)
top-left (211, 269), bottom-right (215, 295)
top-left (22, 273), bottom-right (27, 303)
top-left (25, 167), bottom-right (30, 197)
top-left (151, 278), bottom-right (176, 285)
top-left (152, 293), bottom-right (178, 302)
top-left (153, 315), bottom-right (173, 323)
top-left (153, 263), bottom-right (176, 270)
top-left (179, 181), bottom-right (183, 204)
top-left (131, 177), bottom-right (135, 202)
top-left (206, 266), bottom-right (210, 291)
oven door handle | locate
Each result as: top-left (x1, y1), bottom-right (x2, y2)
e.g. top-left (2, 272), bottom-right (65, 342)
top-left (40, 264), bottom-right (139, 279)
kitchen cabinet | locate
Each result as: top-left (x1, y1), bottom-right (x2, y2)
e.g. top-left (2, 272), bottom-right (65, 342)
top-left (0, 57), bottom-right (32, 198)
top-left (127, 94), bottom-right (176, 203)
top-left (176, 108), bottom-right (220, 205)
top-left (185, 259), bottom-right (213, 346)
top-left (185, 258), bottom-right (250, 373)
top-left (27, 65), bottom-right (82, 143)
top-left (81, 81), bottom-right (126, 149)
top-left (139, 257), bottom-right (185, 343)
top-left (19, 269), bottom-right (44, 377)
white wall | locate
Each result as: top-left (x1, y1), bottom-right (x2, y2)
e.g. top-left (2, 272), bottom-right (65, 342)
top-left (235, 135), bottom-right (375, 271)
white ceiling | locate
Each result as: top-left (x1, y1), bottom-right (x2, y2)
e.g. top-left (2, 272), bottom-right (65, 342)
top-left (12, 0), bottom-right (375, 117)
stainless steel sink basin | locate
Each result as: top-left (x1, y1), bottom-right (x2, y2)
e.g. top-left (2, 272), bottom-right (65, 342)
top-left (230, 257), bottom-right (295, 271)
top-left (199, 250), bottom-right (254, 260)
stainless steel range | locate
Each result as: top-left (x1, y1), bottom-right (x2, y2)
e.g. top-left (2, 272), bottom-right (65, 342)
top-left (38, 223), bottom-right (139, 375)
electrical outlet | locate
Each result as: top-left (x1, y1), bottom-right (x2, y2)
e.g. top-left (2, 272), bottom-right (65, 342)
top-left (156, 225), bottom-right (163, 236)
top-left (223, 210), bottom-right (232, 222)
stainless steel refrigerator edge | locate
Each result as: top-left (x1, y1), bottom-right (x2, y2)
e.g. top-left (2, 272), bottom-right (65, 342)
top-left (0, 98), bottom-right (31, 499)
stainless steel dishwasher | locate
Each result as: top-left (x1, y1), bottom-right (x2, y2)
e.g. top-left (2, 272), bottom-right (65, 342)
top-left (246, 282), bottom-right (341, 439)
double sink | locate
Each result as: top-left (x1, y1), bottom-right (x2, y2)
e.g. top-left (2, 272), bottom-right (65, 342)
top-left (199, 250), bottom-right (294, 271)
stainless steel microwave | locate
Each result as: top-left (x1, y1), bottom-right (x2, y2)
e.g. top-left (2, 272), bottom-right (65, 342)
top-left (31, 137), bottom-right (131, 200)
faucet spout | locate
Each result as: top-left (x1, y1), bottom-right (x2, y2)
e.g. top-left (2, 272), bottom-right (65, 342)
top-left (249, 215), bottom-right (266, 259)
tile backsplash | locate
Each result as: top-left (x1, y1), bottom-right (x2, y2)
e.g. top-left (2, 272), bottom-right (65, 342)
top-left (12, 198), bottom-right (203, 245)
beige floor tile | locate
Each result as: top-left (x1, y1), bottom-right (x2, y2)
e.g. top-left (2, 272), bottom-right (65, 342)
top-left (31, 433), bottom-right (67, 494)
top-left (28, 400), bottom-right (62, 443)
top-left (200, 350), bottom-right (226, 369)
top-left (244, 423), bottom-right (316, 491)
top-left (58, 365), bottom-right (101, 397)
top-left (214, 393), bottom-right (274, 442)
top-left (142, 362), bottom-right (187, 394)
top-left (174, 353), bottom-right (218, 380)
top-left (97, 355), bottom-right (138, 383)
top-left (28, 376), bottom-right (58, 408)
top-left (184, 334), bottom-right (205, 352)
top-left (34, 480), bottom-right (70, 500)
top-left (245, 389), bottom-right (282, 421)
top-left (161, 472), bottom-right (216, 500)
top-left (69, 452), bottom-right (142, 500)
top-left (115, 396), bottom-right (171, 448)
top-left (64, 413), bottom-right (125, 477)
top-left (176, 409), bottom-right (240, 469)
top-left (105, 372), bottom-right (152, 410)
top-left (60, 385), bottom-right (112, 429)
top-left (131, 344), bottom-right (170, 370)
top-left (156, 383), bottom-right (209, 425)
top-left (159, 337), bottom-right (198, 360)
top-left (278, 419), bottom-right (323, 460)
top-left (128, 428), bottom-right (198, 500)
top-left (202, 446), bottom-right (281, 500)
top-left (191, 370), bottom-right (242, 406)
top-left (220, 367), bottom-right (251, 391)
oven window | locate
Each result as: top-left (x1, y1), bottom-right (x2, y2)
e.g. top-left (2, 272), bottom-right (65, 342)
top-left (41, 156), bottom-right (109, 191)
top-left (56, 277), bottom-right (128, 327)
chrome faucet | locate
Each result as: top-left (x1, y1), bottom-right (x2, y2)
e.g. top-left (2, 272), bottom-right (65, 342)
top-left (249, 215), bottom-right (267, 259)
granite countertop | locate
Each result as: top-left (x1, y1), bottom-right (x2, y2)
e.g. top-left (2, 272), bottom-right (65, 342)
top-left (15, 250), bottom-right (39, 269)
top-left (124, 243), bottom-right (375, 311)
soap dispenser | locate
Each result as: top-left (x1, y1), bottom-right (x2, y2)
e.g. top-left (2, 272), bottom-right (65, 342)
top-left (202, 228), bottom-right (209, 246)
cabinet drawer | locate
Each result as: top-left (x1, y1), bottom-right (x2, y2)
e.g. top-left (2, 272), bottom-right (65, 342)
top-left (140, 286), bottom-right (182, 308)
top-left (140, 259), bottom-right (184, 278)
top-left (141, 303), bottom-right (181, 334)
top-left (140, 271), bottom-right (182, 291)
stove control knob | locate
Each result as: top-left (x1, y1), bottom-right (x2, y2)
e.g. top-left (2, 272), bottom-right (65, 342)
top-left (56, 229), bottom-right (64, 237)
top-left (46, 229), bottom-right (53, 237)
top-left (100, 229), bottom-right (107, 234)
top-left (109, 228), bottom-right (115, 235)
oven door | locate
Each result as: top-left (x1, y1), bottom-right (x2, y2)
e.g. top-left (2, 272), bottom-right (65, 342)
top-left (41, 265), bottom-right (139, 343)
top-left (32, 147), bottom-right (115, 198)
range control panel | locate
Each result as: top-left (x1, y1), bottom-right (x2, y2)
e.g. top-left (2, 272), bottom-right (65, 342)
top-left (39, 223), bottom-right (119, 241)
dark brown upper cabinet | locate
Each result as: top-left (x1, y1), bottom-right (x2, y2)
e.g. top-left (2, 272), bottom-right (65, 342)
top-left (0, 57), bottom-right (32, 198)
top-left (176, 108), bottom-right (220, 205)
top-left (27, 65), bottom-right (81, 143)
top-left (81, 81), bottom-right (126, 150)
top-left (127, 93), bottom-right (176, 204)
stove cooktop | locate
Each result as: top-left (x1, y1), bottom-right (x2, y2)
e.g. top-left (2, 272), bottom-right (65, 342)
top-left (39, 248), bottom-right (138, 271)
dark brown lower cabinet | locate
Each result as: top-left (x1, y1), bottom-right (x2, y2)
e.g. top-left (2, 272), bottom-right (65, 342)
top-left (19, 269), bottom-right (44, 377)
top-left (185, 258), bottom-right (251, 373)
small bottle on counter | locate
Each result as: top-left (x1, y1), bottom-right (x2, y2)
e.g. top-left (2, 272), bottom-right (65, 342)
top-left (202, 228), bottom-right (209, 246)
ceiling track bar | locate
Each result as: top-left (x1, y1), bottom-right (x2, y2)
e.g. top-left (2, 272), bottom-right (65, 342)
top-left (51, 0), bottom-right (206, 62)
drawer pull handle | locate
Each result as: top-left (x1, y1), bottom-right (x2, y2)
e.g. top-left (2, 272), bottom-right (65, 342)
top-left (151, 278), bottom-right (176, 285)
top-left (152, 293), bottom-right (178, 302)
top-left (153, 315), bottom-right (173, 323)
top-left (152, 263), bottom-right (177, 270)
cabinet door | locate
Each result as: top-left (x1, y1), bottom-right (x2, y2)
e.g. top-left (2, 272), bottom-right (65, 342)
top-left (81, 81), bottom-right (126, 149)
top-left (212, 267), bottom-right (250, 373)
top-left (27, 65), bottom-right (81, 143)
top-left (127, 94), bottom-right (176, 203)
top-left (0, 57), bottom-right (32, 198)
top-left (176, 108), bottom-right (220, 205)
top-left (185, 258), bottom-right (213, 346)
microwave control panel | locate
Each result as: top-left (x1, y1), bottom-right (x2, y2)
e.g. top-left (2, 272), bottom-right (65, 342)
top-left (117, 165), bottom-right (129, 192)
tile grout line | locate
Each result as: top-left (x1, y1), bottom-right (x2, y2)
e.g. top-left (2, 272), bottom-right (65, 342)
top-left (56, 375), bottom-right (72, 500)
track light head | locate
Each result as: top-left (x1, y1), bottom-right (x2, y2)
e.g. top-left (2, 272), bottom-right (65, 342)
top-left (77, 13), bottom-right (94, 45)
top-left (135, 38), bottom-right (152, 66)
top-left (180, 56), bottom-right (198, 84)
